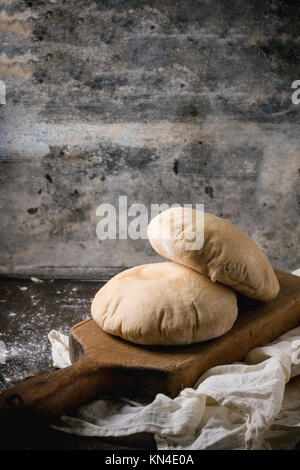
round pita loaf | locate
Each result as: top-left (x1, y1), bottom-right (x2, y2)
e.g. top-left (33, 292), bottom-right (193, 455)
top-left (148, 207), bottom-right (279, 301)
top-left (91, 262), bottom-right (238, 346)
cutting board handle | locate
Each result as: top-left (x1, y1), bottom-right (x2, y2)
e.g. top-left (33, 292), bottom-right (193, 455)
top-left (0, 357), bottom-right (113, 420)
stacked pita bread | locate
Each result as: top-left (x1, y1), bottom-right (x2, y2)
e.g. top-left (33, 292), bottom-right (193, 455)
top-left (92, 208), bottom-right (279, 345)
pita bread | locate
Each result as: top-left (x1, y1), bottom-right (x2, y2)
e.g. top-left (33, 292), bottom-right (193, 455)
top-left (91, 262), bottom-right (238, 346)
top-left (148, 207), bottom-right (279, 301)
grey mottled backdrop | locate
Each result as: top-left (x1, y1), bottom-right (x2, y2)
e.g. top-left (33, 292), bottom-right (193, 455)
top-left (0, 0), bottom-right (299, 278)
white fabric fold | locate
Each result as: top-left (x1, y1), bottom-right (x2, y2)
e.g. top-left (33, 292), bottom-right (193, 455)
top-left (49, 326), bottom-right (300, 450)
top-left (48, 330), bottom-right (70, 369)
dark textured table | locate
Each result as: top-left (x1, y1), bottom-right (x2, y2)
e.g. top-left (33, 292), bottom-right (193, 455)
top-left (1, 276), bottom-right (299, 451)
top-left (0, 276), bottom-right (156, 450)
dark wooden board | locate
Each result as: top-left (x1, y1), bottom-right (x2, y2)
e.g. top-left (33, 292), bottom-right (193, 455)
top-left (0, 269), bottom-right (299, 420)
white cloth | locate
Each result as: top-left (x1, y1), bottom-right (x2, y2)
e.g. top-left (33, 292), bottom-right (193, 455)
top-left (48, 270), bottom-right (300, 450)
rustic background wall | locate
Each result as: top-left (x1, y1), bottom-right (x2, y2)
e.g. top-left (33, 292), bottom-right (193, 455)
top-left (0, 0), bottom-right (299, 278)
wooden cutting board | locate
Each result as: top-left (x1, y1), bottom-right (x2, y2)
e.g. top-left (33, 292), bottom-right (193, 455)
top-left (0, 269), bottom-right (299, 420)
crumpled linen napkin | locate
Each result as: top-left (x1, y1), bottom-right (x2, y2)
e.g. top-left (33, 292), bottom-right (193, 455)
top-left (48, 271), bottom-right (300, 450)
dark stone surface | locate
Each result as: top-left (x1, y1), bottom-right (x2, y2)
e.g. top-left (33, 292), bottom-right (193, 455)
top-left (0, 0), bottom-right (299, 277)
top-left (0, 276), bottom-right (156, 450)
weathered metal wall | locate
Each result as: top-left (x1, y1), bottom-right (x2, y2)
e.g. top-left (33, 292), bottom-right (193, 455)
top-left (0, 0), bottom-right (299, 278)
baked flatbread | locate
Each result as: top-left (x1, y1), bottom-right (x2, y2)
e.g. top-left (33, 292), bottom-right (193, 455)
top-left (91, 262), bottom-right (238, 345)
top-left (148, 207), bottom-right (279, 301)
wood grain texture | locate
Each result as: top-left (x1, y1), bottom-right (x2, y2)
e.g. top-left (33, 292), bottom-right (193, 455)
top-left (0, 269), bottom-right (299, 420)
